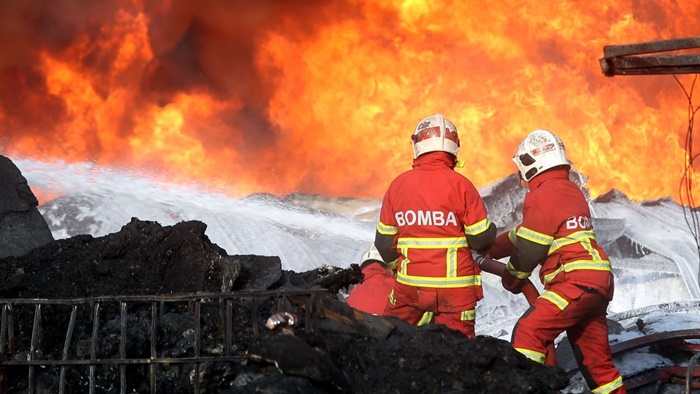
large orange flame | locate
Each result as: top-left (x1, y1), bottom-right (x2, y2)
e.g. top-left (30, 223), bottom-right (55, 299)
top-left (1, 1), bottom-right (699, 203)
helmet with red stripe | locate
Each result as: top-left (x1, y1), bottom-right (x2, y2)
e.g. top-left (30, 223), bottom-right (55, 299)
top-left (513, 129), bottom-right (571, 181)
top-left (411, 114), bottom-right (460, 159)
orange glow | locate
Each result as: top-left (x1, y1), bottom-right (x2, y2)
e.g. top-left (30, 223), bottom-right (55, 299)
top-left (1, 1), bottom-right (699, 202)
top-left (32, 189), bottom-right (63, 206)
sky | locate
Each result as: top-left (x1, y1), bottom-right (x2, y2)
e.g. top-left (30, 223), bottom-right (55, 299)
top-left (12, 156), bottom-right (700, 392)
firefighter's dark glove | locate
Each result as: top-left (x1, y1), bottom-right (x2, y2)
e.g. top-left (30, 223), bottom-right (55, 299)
top-left (501, 270), bottom-right (526, 294)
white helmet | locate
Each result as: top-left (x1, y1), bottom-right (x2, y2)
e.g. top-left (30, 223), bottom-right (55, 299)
top-left (513, 129), bottom-right (571, 181)
top-left (359, 243), bottom-right (384, 266)
top-left (411, 114), bottom-right (460, 159)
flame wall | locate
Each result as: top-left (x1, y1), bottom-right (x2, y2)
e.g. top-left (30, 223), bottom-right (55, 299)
top-left (1, 0), bottom-right (699, 202)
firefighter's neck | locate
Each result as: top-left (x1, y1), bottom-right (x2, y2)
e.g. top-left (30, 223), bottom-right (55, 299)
top-left (412, 151), bottom-right (458, 168)
top-left (519, 177), bottom-right (529, 189)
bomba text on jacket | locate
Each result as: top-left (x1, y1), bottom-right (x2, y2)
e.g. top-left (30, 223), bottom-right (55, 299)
top-left (395, 210), bottom-right (458, 227)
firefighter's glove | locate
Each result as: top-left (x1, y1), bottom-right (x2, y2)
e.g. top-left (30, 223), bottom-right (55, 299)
top-left (501, 261), bottom-right (531, 295)
top-left (501, 271), bottom-right (525, 294)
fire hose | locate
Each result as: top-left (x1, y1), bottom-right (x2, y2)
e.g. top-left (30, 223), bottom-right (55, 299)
top-left (477, 256), bottom-right (557, 367)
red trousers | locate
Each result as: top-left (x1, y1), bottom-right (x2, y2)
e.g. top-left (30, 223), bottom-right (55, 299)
top-left (512, 281), bottom-right (625, 393)
top-left (383, 283), bottom-right (476, 338)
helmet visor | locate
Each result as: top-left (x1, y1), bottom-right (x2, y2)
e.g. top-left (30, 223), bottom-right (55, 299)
top-left (516, 153), bottom-right (536, 166)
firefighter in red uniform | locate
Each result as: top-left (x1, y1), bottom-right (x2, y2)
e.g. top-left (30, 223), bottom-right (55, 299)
top-left (479, 129), bottom-right (625, 393)
top-left (374, 114), bottom-right (496, 338)
top-left (346, 243), bottom-right (396, 315)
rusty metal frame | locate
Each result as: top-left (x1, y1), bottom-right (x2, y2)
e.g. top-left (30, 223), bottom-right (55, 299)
top-left (563, 328), bottom-right (700, 391)
top-left (622, 365), bottom-right (700, 390)
top-left (0, 289), bottom-right (327, 394)
top-left (609, 329), bottom-right (700, 354)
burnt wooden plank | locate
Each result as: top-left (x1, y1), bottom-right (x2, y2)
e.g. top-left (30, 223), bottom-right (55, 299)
top-left (600, 54), bottom-right (700, 76)
top-left (603, 36), bottom-right (700, 57)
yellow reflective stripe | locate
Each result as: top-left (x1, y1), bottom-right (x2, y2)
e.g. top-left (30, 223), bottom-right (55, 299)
top-left (514, 348), bottom-right (546, 364)
top-left (543, 259), bottom-right (612, 284)
top-left (417, 312), bottom-right (433, 326)
top-left (396, 272), bottom-right (482, 288)
top-left (463, 218), bottom-right (491, 235)
top-left (447, 247), bottom-right (458, 278)
top-left (388, 289), bottom-right (396, 306)
top-left (540, 290), bottom-right (569, 310)
top-left (460, 309), bottom-right (475, 321)
top-left (398, 253), bottom-right (410, 276)
top-left (508, 228), bottom-right (517, 244)
top-left (506, 261), bottom-right (531, 279)
top-left (396, 237), bottom-right (468, 248)
top-left (580, 237), bottom-right (603, 260)
top-left (395, 237), bottom-right (472, 281)
top-left (377, 221), bottom-right (398, 235)
top-left (542, 229), bottom-right (611, 284)
top-left (516, 226), bottom-right (554, 246)
top-left (549, 230), bottom-right (596, 253)
top-left (592, 375), bottom-right (624, 394)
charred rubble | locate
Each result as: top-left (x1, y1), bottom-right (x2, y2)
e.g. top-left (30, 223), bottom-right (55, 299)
top-left (0, 156), bottom-right (569, 393)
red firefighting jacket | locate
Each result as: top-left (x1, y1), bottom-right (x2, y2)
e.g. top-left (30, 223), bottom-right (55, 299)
top-left (489, 168), bottom-right (614, 300)
top-left (346, 262), bottom-right (394, 315)
top-left (376, 152), bottom-right (493, 309)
